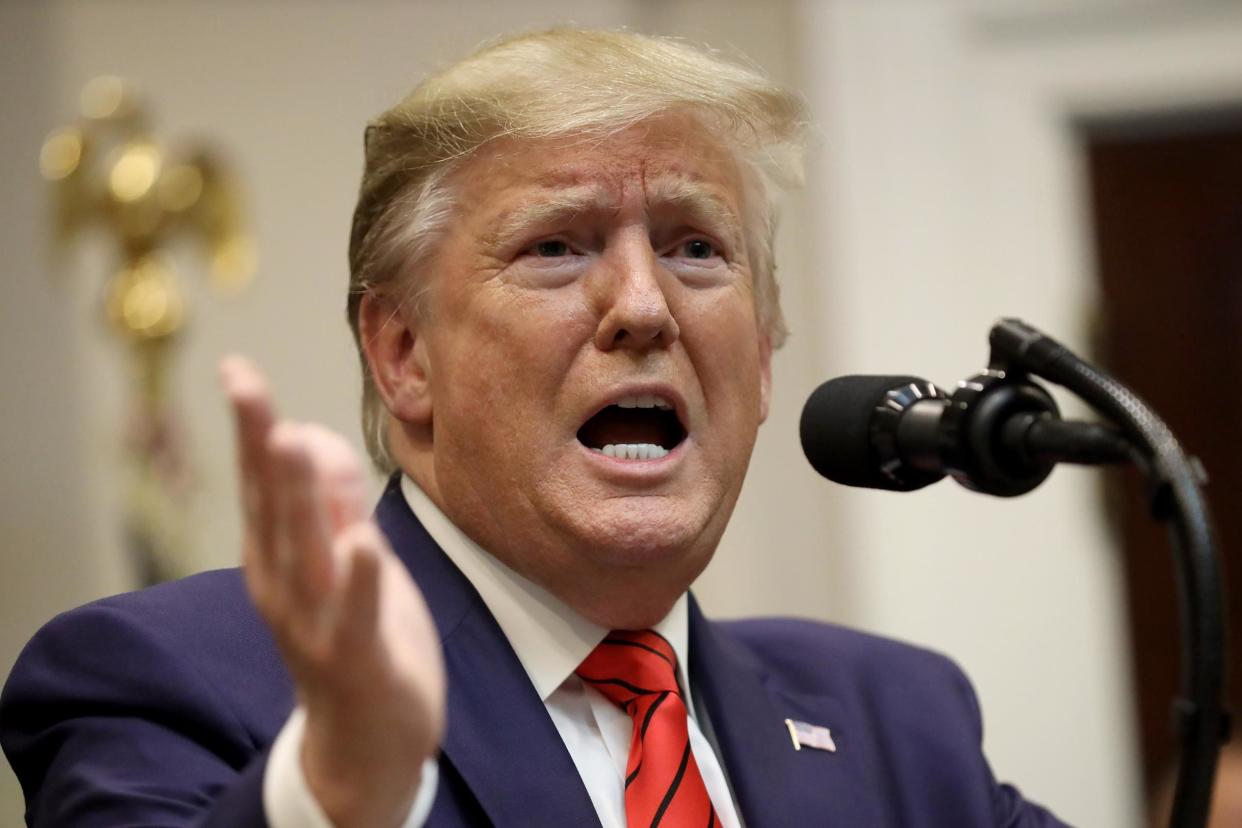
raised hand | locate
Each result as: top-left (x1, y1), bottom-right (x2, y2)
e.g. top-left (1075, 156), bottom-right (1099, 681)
top-left (220, 356), bottom-right (445, 828)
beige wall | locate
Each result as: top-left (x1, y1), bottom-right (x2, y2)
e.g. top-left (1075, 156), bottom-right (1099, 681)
top-left (10, 1), bottom-right (1241, 824)
top-left (796, 4), bottom-right (1242, 825)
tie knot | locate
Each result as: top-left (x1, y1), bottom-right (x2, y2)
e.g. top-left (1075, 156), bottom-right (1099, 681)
top-left (576, 630), bottom-right (682, 708)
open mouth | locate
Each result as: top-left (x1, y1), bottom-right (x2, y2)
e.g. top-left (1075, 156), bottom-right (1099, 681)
top-left (577, 394), bottom-right (687, 460)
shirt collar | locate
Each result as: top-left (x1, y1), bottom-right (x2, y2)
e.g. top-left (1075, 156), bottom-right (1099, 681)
top-left (401, 475), bottom-right (691, 703)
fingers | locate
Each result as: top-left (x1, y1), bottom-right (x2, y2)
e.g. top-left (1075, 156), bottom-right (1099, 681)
top-left (219, 355), bottom-right (277, 491)
top-left (267, 423), bottom-right (371, 624)
top-left (219, 355), bottom-right (278, 584)
top-left (298, 423), bottom-right (370, 533)
top-left (218, 357), bottom-right (380, 645)
top-left (269, 423), bottom-right (337, 619)
top-left (220, 356), bottom-right (402, 700)
top-left (329, 525), bottom-right (384, 653)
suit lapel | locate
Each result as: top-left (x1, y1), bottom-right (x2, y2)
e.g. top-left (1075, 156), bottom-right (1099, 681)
top-left (375, 479), bottom-right (601, 827)
top-left (688, 596), bottom-right (883, 827)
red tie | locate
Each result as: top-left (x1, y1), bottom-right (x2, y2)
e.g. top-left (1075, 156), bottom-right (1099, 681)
top-left (576, 629), bottom-right (720, 828)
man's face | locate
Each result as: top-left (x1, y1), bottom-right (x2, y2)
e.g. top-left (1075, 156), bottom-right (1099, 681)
top-left (412, 114), bottom-right (771, 621)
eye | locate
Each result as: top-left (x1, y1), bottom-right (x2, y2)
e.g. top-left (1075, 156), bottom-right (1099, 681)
top-left (531, 239), bottom-right (570, 257)
top-left (675, 238), bottom-right (720, 260)
top-left (685, 239), bottom-right (714, 259)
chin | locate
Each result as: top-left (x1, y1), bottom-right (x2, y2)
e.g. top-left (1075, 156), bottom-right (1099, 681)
top-left (566, 498), bottom-right (718, 572)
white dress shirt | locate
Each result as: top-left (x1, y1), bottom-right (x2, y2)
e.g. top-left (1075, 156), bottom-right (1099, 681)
top-left (264, 476), bottom-right (743, 827)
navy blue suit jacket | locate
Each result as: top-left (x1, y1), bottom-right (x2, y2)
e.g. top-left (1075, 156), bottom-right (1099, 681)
top-left (1, 477), bottom-right (1069, 826)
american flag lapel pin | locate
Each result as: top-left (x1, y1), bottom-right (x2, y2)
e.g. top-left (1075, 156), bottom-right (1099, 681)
top-left (784, 718), bottom-right (837, 753)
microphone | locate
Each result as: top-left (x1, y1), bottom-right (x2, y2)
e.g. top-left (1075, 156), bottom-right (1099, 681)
top-left (800, 373), bottom-right (1132, 496)
top-left (799, 321), bottom-right (1227, 824)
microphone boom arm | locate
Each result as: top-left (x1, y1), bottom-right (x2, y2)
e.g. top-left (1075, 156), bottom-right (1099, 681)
top-left (989, 318), bottom-right (1229, 828)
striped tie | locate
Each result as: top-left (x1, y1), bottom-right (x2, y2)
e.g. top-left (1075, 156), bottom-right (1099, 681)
top-left (576, 629), bottom-right (720, 828)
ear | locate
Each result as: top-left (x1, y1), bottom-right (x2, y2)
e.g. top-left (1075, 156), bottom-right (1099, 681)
top-left (757, 333), bottom-right (773, 424)
top-left (359, 291), bottom-right (433, 425)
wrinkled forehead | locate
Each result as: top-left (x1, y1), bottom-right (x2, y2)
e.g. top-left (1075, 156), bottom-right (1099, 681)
top-left (448, 112), bottom-right (751, 225)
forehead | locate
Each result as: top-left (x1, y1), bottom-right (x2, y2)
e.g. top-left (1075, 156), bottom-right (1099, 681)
top-left (449, 113), bottom-right (748, 217)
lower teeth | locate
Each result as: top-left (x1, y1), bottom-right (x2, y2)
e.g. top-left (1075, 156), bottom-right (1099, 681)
top-left (596, 443), bottom-right (668, 460)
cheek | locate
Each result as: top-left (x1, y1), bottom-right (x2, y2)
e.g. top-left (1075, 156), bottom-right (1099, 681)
top-left (683, 297), bottom-right (765, 399)
top-left (436, 293), bottom-right (594, 434)
top-left (480, 286), bottom-right (595, 350)
top-left (479, 300), bottom-right (596, 404)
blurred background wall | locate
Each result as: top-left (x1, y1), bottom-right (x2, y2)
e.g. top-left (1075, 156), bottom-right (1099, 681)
top-left (3, 1), bottom-right (1242, 825)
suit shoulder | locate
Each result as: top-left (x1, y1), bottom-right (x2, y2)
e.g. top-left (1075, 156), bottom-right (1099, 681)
top-left (1, 570), bottom-right (287, 825)
top-left (2, 568), bottom-right (291, 745)
top-left (716, 617), bottom-right (980, 724)
top-left (35, 567), bottom-right (269, 651)
top-left (720, 616), bottom-right (967, 673)
top-left (73, 566), bottom-right (251, 620)
top-left (16, 569), bottom-right (274, 677)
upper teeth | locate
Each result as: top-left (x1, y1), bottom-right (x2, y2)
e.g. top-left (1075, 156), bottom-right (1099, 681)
top-left (615, 394), bottom-right (673, 410)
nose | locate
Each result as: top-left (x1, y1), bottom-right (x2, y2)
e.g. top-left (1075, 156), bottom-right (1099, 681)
top-left (593, 241), bottom-right (680, 351)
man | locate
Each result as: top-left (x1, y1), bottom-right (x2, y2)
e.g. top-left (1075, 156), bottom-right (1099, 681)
top-left (1, 28), bottom-right (1069, 827)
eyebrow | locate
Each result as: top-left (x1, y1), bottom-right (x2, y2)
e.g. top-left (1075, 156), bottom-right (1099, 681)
top-left (482, 176), bottom-right (745, 250)
top-left (644, 177), bottom-right (744, 248)
top-left (484, 185), bottom-right (614, 249)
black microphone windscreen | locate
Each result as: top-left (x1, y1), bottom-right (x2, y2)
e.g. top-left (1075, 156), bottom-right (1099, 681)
top-left (800, 375), bottom-right (927, 491)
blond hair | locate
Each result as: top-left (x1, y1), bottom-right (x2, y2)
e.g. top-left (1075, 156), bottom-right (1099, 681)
top-left (348, 27), bottom-right (807, 473)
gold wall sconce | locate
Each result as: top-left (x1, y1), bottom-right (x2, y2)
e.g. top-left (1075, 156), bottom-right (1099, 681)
top-left (41, 75), bottom-right (255, 584)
